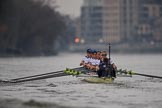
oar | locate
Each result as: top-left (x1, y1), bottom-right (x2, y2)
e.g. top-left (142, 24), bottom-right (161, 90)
top-left (118, 69), bottom-right (162, 79)
top-left (10, 72), bottom-right (67, 83)
top-left (108, 43), bottom-right (111, 62)
top-left (11, 67), bottom-right (86, 83)
top-left (10, 67), bottom-right (82, 81)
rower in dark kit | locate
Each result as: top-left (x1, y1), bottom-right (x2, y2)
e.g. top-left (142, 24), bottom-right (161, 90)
top-left (97, 51), bottom-right (117, 78)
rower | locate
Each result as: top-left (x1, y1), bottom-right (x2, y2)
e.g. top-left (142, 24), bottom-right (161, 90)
top-left (88, 50), bottom-right (100, 71)
top-left (80, 48), bottom-right (91, 68)
top-left (97, 51), bottom-right (117, 78)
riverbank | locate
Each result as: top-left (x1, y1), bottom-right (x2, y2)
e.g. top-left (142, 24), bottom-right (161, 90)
top-left (69, 42), bottom-right (162, 53)
top-left (0, 51), bottom-right (58, 57)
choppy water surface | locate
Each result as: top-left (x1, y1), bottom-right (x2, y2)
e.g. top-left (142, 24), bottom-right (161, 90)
top-left (0, 53), bottom-right (162, 108)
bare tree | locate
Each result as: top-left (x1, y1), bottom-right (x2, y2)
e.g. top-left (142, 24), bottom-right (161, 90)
top-left (0, 0), bottom-right (66, 56)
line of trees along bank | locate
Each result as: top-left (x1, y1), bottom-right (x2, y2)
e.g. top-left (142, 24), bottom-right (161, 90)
top-left (0, 0), bottom-right (66, 56)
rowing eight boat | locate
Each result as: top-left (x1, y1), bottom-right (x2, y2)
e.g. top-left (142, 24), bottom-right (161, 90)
top-left (1, 66), bottom-right (161, 84)
top-left (64, 68), bottom-right (117, 84)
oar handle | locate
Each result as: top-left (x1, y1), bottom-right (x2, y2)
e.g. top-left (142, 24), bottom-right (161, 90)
top-left (64, 68), bottom-right (82, 75)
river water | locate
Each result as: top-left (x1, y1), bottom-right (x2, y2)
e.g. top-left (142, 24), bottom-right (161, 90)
top-left (0, 53), bottom-right (162, 108)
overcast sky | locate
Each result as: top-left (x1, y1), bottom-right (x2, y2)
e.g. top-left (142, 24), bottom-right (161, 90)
top-left (55, 0), bottom-right (83, 17)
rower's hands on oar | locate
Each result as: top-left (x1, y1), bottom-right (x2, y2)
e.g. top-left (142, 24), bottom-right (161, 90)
top-left (64, 68), bottom-right (82, 75)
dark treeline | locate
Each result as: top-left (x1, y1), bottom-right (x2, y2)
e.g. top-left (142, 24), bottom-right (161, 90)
top-left (0, 0), bottom-right (66, 56)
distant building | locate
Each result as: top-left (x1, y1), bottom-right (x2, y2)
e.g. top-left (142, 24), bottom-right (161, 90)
top-left (81, 0), bottom-right (103, 43)
top-left (80, 0), bottom-right (139, 43)
top-left (80, 0), bottom-right (162, 44)
top-left (102, 0), bottom-right (121, 43)
top-left (154, 18), bottom-right (162, 42)
top-left (102, 0), bottom-right (139, 43)
top-left (137, 0), bottom-right (162, 42)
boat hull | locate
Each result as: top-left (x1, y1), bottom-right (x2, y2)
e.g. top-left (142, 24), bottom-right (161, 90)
top-left (83, 77), bottom-right (114, 84)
